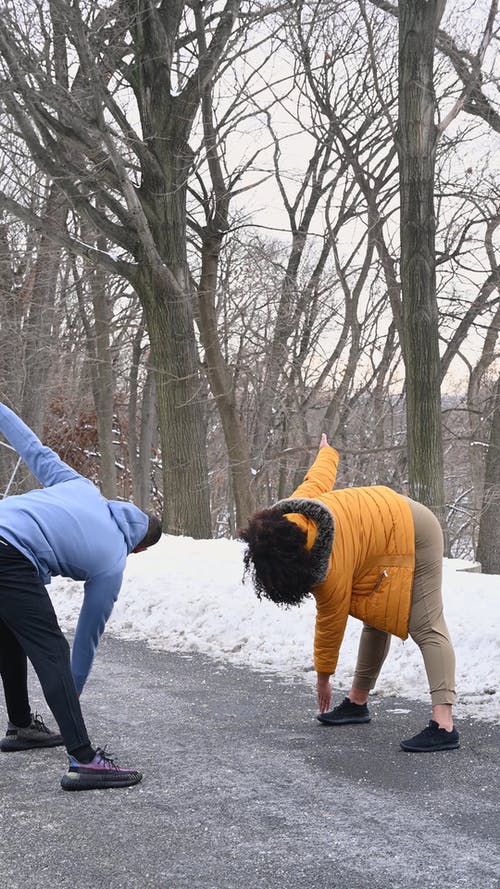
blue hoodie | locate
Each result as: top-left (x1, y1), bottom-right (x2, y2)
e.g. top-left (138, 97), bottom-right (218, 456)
top-left (0, 403), bottom-right (149, 693)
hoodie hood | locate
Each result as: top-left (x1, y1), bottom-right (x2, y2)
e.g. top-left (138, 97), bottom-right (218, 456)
top-left (107, 500), bottom-right (149, 553)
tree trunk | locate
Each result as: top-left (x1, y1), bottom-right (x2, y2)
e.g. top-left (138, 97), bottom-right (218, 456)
top-left (476, 373), bottom-right (500, 573)
top-left (0, 220), bottom-right (24, 490)
top-left (398, 0), bottom-right (447, 533)
top-left (197, 235), bottom-right (256, 529)
top-left (137, 362), bottom-right (157, 512)
top-left (130, 12), bottom-right (217, 537)
top-left (20, 187), bottom-right (66, 430)
top-left (72, 222), bottom-right (118, 499)
top-left (128, 323), bottom-right (158, 512)
top-left (136, 179), bottom-right (212, 535)
top-left (17, 186), bottom-right (68, 490)
top-left (138, 264), bottom-right (211, 539)
top-left (89, 236), bottom-right (117, 499)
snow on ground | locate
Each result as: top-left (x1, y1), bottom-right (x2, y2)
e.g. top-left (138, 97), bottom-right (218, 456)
top-left (49, 535), bottom-right (500, 723)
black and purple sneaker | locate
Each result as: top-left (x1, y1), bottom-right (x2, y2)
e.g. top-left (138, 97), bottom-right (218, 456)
top-left (60, 747), bottom-right (142, 791)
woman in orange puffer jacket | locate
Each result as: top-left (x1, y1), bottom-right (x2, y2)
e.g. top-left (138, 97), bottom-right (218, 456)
top-left (240, 434), bottom-right (458, 753)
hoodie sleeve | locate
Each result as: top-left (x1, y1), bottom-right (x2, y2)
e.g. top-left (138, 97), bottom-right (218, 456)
top-left (0, 402), bottom-right (80, 488)
top-left (70, 570), bottom-right (123, 694)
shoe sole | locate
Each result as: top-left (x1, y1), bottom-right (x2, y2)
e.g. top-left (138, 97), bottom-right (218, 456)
top-left (60, 774), bottom-right (142, 791)
top-left (400, 741), bottom-right (460, 752)
top-left (1, 737), bottom-right (64, 752)
top-left (317, 715), bottom-right (371, 725)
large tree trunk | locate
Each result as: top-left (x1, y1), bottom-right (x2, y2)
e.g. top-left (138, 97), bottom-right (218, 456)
top-left (137, 153), bottom-right (212, 535)
top-left (398, 0), bottom-right (447, 533)
top-left (128, 3), bottom-right (233, 537)
top-left (138, 263), bottom-right (211, 539)
top-left (476, 374), bottom-right (500, 573)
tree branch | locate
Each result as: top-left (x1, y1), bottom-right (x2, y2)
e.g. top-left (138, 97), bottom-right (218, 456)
top-left (0, 192), bottom-right (137, 282)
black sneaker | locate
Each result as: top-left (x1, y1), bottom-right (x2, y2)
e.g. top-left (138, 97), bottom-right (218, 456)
top-left (400, 720), bottom-right (460, 752)
top-left (317, 696), bottom-right (371, 725)
top-left (1, 713), bottom-right (64, 752)
top-left (60, 747), bottom-right (143, 791)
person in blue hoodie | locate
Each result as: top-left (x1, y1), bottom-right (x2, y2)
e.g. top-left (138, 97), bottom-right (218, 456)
top-left (0, 401), bottom-right (162, 791)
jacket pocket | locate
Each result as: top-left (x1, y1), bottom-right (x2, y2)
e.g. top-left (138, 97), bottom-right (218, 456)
top-left (371, 569), bottom-right (389, 594)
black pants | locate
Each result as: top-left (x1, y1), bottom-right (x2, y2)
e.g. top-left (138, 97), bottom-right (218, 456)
top-left (0, 539), bottom-right (91, 754)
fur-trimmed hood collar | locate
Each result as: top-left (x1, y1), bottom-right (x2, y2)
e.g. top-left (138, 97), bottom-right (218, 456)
top-left (271, 498), bottom-right (335, 585)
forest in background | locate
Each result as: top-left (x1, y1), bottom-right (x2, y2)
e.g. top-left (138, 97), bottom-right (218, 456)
top-left (0, 1), bottom-right (498, 567)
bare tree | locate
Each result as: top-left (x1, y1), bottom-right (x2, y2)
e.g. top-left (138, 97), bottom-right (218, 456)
top-left (187, 4), bottom-right (268, 528)
top-left (128, 316), bottom-right (158, 512)
top-left (1, 0), bottom-right (497, 558)
top-left (18, 185), bottom-right (67, 443)
top-left (70, 237), bottom-right (118, 499)
top-left (0, 0), bottom-right (249, 536)
top-left (477, 372), bottom-right (500, 572)
top-left (369, 0), bottom-right (500, 133)
top-left (0, 212), bottom-right (27, 488)
top-left (398, 0), bottom-right (447, 521)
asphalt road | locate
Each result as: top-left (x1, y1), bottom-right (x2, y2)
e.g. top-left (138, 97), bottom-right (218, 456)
top-left (0, 634), bottom-right (498, 889)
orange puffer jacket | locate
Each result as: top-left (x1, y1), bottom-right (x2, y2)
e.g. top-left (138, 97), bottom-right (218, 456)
top-left (281, 445), bottom-right (415, 676)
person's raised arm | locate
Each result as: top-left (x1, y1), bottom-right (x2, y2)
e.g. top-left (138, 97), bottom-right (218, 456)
top-left (0, 402), bottom-right (80, 488)
top-left (291, 433), bottom-right (339, 499)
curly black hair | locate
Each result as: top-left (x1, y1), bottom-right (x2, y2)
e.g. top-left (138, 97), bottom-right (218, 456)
top-left (239, 509), bottom-right (314, 607)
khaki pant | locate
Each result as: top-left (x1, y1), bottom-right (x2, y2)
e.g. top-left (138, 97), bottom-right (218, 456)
top-left (352, 498), bottom-right (456, 706)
